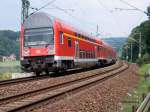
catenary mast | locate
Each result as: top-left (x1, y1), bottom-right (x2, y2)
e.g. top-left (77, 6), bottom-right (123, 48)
top-left (21, 0), bottom-right (30, 24)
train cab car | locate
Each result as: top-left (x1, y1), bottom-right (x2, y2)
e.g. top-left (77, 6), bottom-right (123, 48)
top-left (20, 13), bottom-right (56, 75)
top-left (20, 12), bottom-right (117, 75)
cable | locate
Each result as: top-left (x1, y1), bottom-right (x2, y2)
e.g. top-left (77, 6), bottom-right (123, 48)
top-left (96, 0), bottom-right (112, 13)
top-left (119, 0), bottom-right (148, 15)
top-left (45, 7), bottom-right (74, 12)
top-left (112, 0), bottom-right (149, 34)
top-left (96, 0), bottom-right (128, 36)
top-left (134, 14), bottom-right (145, 27)
top-left (29, 0), bottom-right (106, 36)
top-left (30, 0), bottom-right (57, 15)
top-left (67, 1), bottom-right (97, 33)
top-left (45, 3), bottom-right (96, 35)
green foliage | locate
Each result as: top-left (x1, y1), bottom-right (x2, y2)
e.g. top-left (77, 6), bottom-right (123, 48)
top-left (0, 30), bottom-right (19, 58)
top-left (142, 53), bottom-right (150, 64)
top-left (136, 53), bottom-right (150, 66)
top-left (136, 58), bottom-right (144, 66)
top-left (0, 72), bottom-right (12, 80)
top-left (122, 20), bottom-right (150, 63)
top-left (0, 61), bottom-right (20, 67)
top-left (123, 64), bottom-right (150, 112)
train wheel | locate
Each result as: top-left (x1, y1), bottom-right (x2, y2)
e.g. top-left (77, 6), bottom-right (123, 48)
top-left (45, 70), bottom-right (49, 75)
top-left (35, 71), bottom-right (41, 76)
top-left (98, 61), bottom-right (102, 67)
top-left (61, 63), bottom-right (67, 72)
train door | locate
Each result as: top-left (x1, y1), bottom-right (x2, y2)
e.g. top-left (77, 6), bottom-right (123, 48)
top-left (75, 41), bottom-right (79, 65)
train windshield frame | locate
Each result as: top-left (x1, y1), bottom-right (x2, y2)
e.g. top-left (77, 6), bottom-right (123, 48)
top-left (24, 27), bottom-right (54, 47)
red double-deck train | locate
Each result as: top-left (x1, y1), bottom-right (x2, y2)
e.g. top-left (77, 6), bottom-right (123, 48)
top-left (20, 12), bottom-right (117, 75)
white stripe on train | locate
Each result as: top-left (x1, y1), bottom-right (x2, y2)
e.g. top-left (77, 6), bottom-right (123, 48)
top-left (54, 56), bottom-right (111, 62)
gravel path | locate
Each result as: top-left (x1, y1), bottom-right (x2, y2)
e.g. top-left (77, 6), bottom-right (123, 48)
top-left (35, 64), bottom-right (139, 112)
top-left (0, 62), bottom-right (120, 99)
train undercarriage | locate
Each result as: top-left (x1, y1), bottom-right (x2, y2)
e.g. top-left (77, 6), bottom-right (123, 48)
top-left (21, 56), bottom-right (116, 76)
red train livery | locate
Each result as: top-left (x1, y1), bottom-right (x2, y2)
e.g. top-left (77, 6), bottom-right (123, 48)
top-left (20, 12), bottom-right (117, 75)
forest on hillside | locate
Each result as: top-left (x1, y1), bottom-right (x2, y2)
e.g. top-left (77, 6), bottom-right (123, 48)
top-left (0, 30), bottom-right (19, 58)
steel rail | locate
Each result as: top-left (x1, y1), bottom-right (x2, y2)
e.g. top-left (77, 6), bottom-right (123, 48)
top-left (136, 92), bottom-right (150, 112)
top-left (0, 75), bottom-right (50, 87)
top-left (0, 63), bottom-right (120, 87)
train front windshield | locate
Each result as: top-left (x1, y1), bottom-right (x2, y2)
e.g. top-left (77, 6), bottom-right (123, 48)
top-left (24, 28), bottom-right (54, 47)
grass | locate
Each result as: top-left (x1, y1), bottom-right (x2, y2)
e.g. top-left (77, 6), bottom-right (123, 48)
top-left (123, 64), bottom-right (150, 112)
top-left (0, 72), bottom-right (12, 80)
top-left (0, 61), bottom-right (20, 67)
top-left (0, 61), bottom-right (21, 79)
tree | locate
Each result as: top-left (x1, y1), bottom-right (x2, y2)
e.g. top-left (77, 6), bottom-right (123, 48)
top-left (0, 30), bottom-right (19, 58)
top-left (142, 53), bottom-right (150, 64)
top-left (122, 19), bottom-right (150, 63)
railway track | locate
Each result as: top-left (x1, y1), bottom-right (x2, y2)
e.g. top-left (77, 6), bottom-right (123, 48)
top-left (0, 62), bottom-right (128, 112)
top-left (0, 69), bottom-right (92, 87)
top-left (0, 63), bottom-right (119, 87)
top-left (0, 75), bottom-right (50, 87)
top-left (136, 92), bottom-right (150, 112)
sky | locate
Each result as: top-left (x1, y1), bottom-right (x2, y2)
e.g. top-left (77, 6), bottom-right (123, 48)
top-left (0, 0), bottom-right (149, 38)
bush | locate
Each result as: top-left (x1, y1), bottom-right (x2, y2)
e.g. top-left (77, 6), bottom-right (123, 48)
top-left (136, 58), bottom-right (144, 66)
top-left (142, 53), bottom-right (150, 64)
top-left (136, 53), bottom-right (150, 66)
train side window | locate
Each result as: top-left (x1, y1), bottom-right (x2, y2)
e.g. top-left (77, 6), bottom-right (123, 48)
top-left (86, 52), bottom-right (88, 58)
top-left (90, 52), bottom-right (92, 59)
top-left (75, 32), bottom-right (77, 36)
top-left (80, 51), bottom-right (82, 58)
top-left (68, 38), bottom-right (72, 47)
top-left (88, 52), bottom-right (90, 58)
top-left (98, 46), bottom-right (100, 52)
top-left (92, 52), bottom-right (95, 58)
top-left (91, 52), bottom-right (93, 58)
top-left (80, 51), bottom-right (83, 59)
top-left (60, 32), bottom-right (64, 44)
top-left (83, 51), bottom-right (85, 59)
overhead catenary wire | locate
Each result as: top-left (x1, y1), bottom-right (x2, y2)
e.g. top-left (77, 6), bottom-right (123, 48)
top-left (30, 0), bottom-right (57, 15)
top-left (29, 0), bottom-right (77, 22)
top-left (66, 0), bottom-right (98, 34)
top-left (113, 0), bottom-right (149, 33)
top-left (30, 0), bottom-right (96, 35)
top-left (42, 1), bottom-right (97, 35)
top-left (45, 7), bottom-right (74, 12)
top-left (119, 0), bottom-right (149, 16)
top-left (96, 0), bottom-right (128, 36)
top-left (53, 5), bottom-right (97, 35)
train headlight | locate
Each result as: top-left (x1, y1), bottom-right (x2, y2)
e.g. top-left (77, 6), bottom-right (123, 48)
top-left (23, 48), bottom-right (29, 56)
top-left (48, 48), bottom-right (54, 54)
top-left (47, 46), bottom-right (54, 54)
top-left (20, 57), bottom-right (24, 60)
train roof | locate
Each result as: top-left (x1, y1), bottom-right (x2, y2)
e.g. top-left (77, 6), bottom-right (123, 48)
top-left (24, 12), bottom-right (55, 29)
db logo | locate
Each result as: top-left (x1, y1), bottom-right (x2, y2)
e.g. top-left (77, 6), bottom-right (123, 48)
top-left (36, 50), bottom-right (41, 54)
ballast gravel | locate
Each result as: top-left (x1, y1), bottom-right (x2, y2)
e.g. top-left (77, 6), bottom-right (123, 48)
top-left (35, 64), bottom-right (139, 112)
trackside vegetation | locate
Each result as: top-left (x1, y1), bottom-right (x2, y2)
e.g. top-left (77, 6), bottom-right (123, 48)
top-left (123, 64), bottom-right (150, 112)
top-left (0, 61), bottom-right (20, 80)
